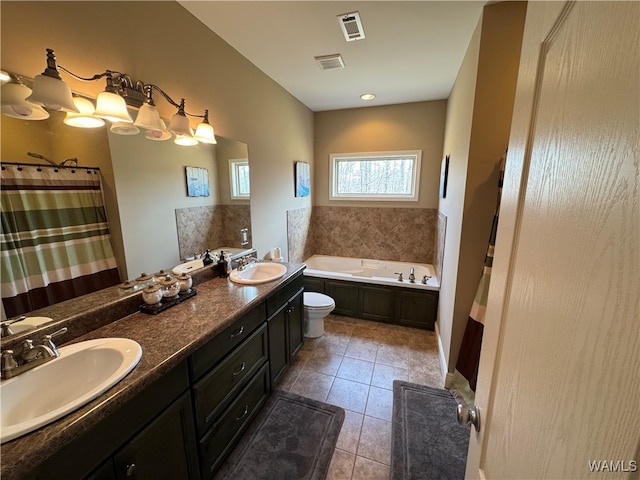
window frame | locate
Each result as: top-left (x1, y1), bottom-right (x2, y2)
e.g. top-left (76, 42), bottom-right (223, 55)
top-left (329, 150), bottom-right (422, 201)
top-left (228, 158), bottom-right (250, 200)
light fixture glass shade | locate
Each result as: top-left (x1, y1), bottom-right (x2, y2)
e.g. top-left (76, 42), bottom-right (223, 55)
top-left (64, 97), bottom-right (105, 128)
top-left (145, 128), bottom-right (172, 141)
top-left (110, 122), bottom-right (140, 135)
top-left (26, 74), bottom-right (79, 112)
top-left (174, 130), bottom-right (198, 146)
top-left (95, 91), bottom-right (133, 123)
top-left (194, 121), bottom-right (216, 144)
top-left (134, 103), bottom-right (166, 131)
top-left (1, 82), bottom-right (50, 120)
top-left (168, 112), bottom-right (191, 136)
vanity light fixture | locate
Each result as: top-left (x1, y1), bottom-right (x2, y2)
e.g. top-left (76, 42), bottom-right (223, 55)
top-left (1, 75), bottom-right (50, 120)
top-left (25, 49), bottom-right (79, 112)
top-left (63, 96), bottom-right (105, 128)
top-left (10, 48), bottom-right (217, 147)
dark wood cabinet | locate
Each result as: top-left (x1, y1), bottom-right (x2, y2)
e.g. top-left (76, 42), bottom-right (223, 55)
top-left (287, 289), bottom-right (304, 359)
top-left (325, 280), bottom-right (359, 316)
top-left (113, 392), bottom-right (199, 480)
top-left (303, 276), bottom-right (438, 330)
top-left (395, 289), bottom-right (438, 329)
top-left (359, 285), bottom-right (394, 323)
top-left (267, 304), bottom-right (288, 385)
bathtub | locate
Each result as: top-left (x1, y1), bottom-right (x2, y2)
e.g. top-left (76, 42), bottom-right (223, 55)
top-left (303, 255), bottom-right (439, 291)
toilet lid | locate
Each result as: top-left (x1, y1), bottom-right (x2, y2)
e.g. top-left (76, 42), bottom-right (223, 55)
top-left (304, 292), bottom-right (335, 309)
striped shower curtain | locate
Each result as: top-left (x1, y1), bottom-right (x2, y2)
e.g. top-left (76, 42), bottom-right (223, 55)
top-left (450, 154), bottom-right (506, 407)
top-left (1, 164), bottom-right (120, 317)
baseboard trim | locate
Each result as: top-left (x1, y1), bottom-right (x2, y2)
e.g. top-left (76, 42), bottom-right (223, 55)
top-left (434, 322), bottom-right (449, 384)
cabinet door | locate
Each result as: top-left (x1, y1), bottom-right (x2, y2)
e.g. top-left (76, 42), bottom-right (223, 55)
top-left (395, 290), bottom-right (438, 330)
top-left (85, 460), bottom-right (116, 480)
top-left (114, 392), bottom-right (200, 480)
top-left (325, 280), bottom-right (358, 316)
top-left (287, 290), bottom-right (304, 359)
top-left (359, 285), bottom-right (394, 323)
top-left (267, 305), bottom-right (288, 385)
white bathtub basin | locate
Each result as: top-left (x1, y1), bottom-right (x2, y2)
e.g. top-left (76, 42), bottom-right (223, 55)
top-left (0, 337), bottom-right (142, 443)
top-left (172, 258), bottom-right (204, 275)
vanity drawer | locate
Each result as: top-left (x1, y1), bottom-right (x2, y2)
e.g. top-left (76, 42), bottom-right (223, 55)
top-left (198, 362), bottom-right (271, 477)
top-left (190, 302), bottom-right (266, 380)
top-left (192, 323), bottom-right (268, 434)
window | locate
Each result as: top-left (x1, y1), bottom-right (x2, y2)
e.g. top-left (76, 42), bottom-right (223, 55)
top-left (229, 159), bottom-right (250, 199)
top-left (330, 150), bottom-right (422, 201)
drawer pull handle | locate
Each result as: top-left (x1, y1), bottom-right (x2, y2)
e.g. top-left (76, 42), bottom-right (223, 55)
top-left (236, 404), bottom-right (249, 421)
top-left (232, 362), bottom-right (246, 377)
top-left (229, 326), bottom-right (244, 339)
top-left (125, 463), bottom-right (136, 477)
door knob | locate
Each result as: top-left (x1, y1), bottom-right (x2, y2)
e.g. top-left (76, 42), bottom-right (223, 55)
top-left (457, 404), bottom-right (481, 432)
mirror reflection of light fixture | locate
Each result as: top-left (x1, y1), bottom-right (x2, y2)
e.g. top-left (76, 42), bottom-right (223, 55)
top-left (26, 49), bottom-right (79, 112)
top-left (64, 96), bottom-right (105, 128)
top-left (1, 76), bottom-right (50, 120)
top-left (6, 48), bottom-right (218, 147)
top-left (194, 110), bottom-right (217, 144)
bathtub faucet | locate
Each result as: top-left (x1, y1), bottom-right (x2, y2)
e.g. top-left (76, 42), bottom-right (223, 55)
top-left (395, 272), bottom-right (404, 282)
top-left (408, 268), bottom-right (415, 283)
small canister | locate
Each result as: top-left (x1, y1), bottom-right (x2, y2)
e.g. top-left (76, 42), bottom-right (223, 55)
top-left (142, 284), bottom-right (163, 305)
top-left (177, 273), bottom-right (192, 293)
top-left (159, 274), bottom-right (180, 299)
top-left (135, 272), bottom-right (156, 289)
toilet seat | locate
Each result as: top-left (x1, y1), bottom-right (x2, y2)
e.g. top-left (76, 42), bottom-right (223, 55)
top-left (304, 292), bottom-right (335, 309)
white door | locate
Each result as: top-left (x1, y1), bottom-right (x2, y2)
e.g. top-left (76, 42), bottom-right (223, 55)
top-left (466, 2), bottom-right (639, 478)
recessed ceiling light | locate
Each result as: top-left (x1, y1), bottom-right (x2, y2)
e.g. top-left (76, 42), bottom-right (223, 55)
top-left (360, 93), bottom-right (375, 101)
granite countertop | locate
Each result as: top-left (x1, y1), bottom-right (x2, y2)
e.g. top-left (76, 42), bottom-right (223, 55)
top-left (0, 262), bottom-right (305, 480)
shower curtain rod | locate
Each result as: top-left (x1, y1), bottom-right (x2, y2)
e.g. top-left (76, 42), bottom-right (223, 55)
top-left (1, 161), bottom-right (100, 172)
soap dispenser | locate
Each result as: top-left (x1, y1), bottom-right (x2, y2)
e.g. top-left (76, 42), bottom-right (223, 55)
top-left (203, 249), bottom-right (214, 266)
top-left (216, 250), bottom-right (229, 278)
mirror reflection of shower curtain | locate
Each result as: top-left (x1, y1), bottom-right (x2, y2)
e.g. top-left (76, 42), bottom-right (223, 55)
top-left (1, 164), bottom-right (120, 317)
top-left (450, 153), bottom-right (506, 408)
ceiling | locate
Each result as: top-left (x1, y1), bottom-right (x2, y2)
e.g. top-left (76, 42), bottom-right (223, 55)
top-left (179, 1), bottom-right (486, 112)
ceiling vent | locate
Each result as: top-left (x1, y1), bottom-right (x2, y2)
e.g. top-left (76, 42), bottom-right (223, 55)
top-left (315, 54), bottom-right (345, 70)
top-left (338, 11), bottom-right (365, 42)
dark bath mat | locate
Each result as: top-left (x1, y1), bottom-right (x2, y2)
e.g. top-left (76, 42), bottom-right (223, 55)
top-left (391, 380), bottom-right (470, 480)
top-left (214, 390), bottom-right (345, 480)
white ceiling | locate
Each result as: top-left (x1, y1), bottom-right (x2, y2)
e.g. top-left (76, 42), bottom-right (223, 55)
top-left (179, 1), bottom-right (486, 112)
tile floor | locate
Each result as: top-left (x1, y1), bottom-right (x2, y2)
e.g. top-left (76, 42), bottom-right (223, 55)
top-left (274, 314), bottom-right (444, 480)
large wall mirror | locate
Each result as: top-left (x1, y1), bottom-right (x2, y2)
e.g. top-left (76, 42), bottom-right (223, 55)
top-left (0, 74), bottom-right (251, 335)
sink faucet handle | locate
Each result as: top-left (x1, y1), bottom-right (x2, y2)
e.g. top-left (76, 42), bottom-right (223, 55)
top-left (0, 315), bottom-right (26, 337)
top-left (41, 327), bottom-right (68, 356)
top-left (1, 350), bottom-right (18, 376)
top-left (394, 272), bottom-right (404, 282)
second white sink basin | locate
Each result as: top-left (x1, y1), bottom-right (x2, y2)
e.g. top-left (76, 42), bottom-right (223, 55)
top-left (0, 337), bottom-right (142, 443)
top-left (229, 262), bottom-right (287, 285)
top-left (172, 258), bottom-right (205, 275)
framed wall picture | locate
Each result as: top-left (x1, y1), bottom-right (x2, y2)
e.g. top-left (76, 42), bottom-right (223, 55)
top-left (295, 161), bottom-right (310, 197)
top-left (185, 166), bottom-right (210, 197)
top-left (439, 155), bottom-right (449, 198)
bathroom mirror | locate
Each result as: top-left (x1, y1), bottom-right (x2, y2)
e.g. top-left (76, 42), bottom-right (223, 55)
top-left (0, 75), bottom-right (251, 335)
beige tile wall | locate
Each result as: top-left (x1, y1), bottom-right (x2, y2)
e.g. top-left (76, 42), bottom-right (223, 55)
top-left (287, 206), bottom-right (439, 267)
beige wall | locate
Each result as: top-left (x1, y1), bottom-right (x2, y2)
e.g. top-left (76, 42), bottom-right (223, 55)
top-left (439, 2), bottom-right (527, 377)
top-left (1, 1), bottom-right (314, 273)
top-left (314, 101), bottom-right (447, 209)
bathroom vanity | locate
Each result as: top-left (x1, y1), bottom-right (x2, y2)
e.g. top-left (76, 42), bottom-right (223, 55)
top-left (0, 264), bottom-right (305, 480)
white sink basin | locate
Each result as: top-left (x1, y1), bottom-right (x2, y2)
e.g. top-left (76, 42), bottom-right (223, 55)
top-left (9, 316), bottom-right (52, 334)
top-left (229, 262), bottom-right (287, 285)
top-left (0, 337), bottom-right (142, 443)
top-left (172, 258), bottom-right (204, 275)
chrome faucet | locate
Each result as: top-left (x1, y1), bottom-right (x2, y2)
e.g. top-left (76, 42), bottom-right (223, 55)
top-left (1, 327), bottom-right (67, 379)
top-left (0, 315), bottom-right (26, 338)
top-left (408, 267), bottom-right (416, 283)
top-left (236, 256), bottom-right (257, 271)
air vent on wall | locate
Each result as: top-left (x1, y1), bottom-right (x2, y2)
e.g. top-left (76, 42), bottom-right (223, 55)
top-left (338, 11), bottom-right (365, 42)
top-left (315, 54), bottom-right (345, 70)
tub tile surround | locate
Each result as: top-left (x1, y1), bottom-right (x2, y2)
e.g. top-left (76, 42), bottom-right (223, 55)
top-left (276, 314), bottom-right (444, 480)
top-left (175, 204), bottom-right (250, 260)
top-left (287, 206), bottom-right (439, 266)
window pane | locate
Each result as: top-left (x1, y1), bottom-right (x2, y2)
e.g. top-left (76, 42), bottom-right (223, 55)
top-left (330, 151), bottom-right (421, 201)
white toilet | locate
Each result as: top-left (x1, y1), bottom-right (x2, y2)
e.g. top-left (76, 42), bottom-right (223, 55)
top-left (303, 292), bottom-right (335, 338)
